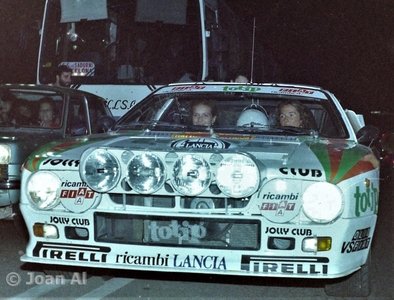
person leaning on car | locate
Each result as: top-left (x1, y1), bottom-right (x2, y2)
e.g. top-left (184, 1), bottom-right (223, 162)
top-left (277, 100), bottom-right (316, 129)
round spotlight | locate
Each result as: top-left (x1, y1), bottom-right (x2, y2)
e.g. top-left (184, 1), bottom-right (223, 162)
top-left (27, 171), bottom-right (62, 210)
top-left (172, 154), bottom-right (211, 196)
top-left (127, 153), bottom-right (166, 193)
top-left (80, 148), bottom-right (120, 192)
top-left (302, 182), bottom-right (344, 223)
top-left (216, 154), bottom-right (260, 198)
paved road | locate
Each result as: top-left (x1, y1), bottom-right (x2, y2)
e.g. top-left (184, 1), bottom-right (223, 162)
top-left (1, 181), bottom-right (393, 299)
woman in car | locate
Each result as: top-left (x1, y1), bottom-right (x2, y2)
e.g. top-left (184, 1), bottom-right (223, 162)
top-left (277, 100), bottom-right (316, 129)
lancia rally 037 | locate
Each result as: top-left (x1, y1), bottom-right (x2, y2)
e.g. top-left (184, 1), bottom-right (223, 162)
top-left (20, 83), bottom-right (380, 296)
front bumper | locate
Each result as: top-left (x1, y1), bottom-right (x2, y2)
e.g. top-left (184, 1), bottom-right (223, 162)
top-left (0, 183), bottom-right (20, 206)
top-left (20, 205), bottom-right (377, 279)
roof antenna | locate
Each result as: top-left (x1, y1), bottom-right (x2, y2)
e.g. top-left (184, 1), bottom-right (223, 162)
top-left (250, 17), bottom-right (256, 83)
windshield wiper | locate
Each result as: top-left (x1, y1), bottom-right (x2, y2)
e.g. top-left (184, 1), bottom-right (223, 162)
top-left (270, 126), bottom-right (319, 136)
top-left (121, 121), bottom-right (191, 131)
top-left (114, 121), bottom-right (150, 130)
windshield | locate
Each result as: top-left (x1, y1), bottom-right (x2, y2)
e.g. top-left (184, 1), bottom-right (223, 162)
top-left (116, 90), bottom-right (348, 138)
top-left (39, 0), bottom-right (202, 85)
top-left (0, 89), bottom-right (64, 128)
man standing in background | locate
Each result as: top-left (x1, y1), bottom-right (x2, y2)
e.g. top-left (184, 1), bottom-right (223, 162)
top-left (53, 65), bottom-right (72, 87)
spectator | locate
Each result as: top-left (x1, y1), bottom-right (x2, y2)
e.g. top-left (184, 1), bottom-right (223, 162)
top-left (14, 99), bottom-right (34, 126)
top-left (53, 65), bottom-right (72, 87)
top-left (38, 98), bottom-right (59, 127)
top-left (0, 89), bottom-right (16, 125)
top-left (191, 100), bottom-right (217, 127)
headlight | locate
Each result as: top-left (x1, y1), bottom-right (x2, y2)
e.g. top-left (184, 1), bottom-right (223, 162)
top-left (172, 154), bottom-right (211, 196)
top-left (216, 154), bottom-right (260, 198)
top-left (0, 144), bottom-right (11, 164)
top-left (302, 182), bottom-right (344, 223)
top-left (127, 153), bottom-right (166, 193)
top-left (80, 148), bottom-right (120, 192)
top-left (27, 171), bottom-right (61, 209)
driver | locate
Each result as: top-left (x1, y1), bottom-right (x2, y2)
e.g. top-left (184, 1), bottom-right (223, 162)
top-left (191, 100), bottom-right (217, 127)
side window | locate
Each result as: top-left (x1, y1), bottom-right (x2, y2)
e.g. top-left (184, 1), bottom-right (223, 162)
top-left (66, 96), bottom-right (88, 136)
top-left (87, 96), bottom-right (112, 133)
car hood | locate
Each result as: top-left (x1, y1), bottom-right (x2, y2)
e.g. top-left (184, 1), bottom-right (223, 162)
top-left (24, 131), bottom-right (378, 184)
top-left (0, 129), bottom-right (62, 164)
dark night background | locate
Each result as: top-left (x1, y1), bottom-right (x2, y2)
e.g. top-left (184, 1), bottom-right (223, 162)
top-left (1, 0), bottom-right (394, 117)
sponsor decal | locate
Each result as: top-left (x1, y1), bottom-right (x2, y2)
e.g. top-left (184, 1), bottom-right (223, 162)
top-left (60, 188), bottom-right (95, 206)
top-left (32, 242), bottom-right (110, 263)
top-left (279, 167), bottom-right (322, 178)
top-left (171, 133), bottom-right (253, 141)
top-left (341, 227), bottom-right (371, 253)
top-left (63, 61), bottom-right (95, 76)
top-left (96, 213), bottom-right (260, 250)
top-left (265, 227), bottom-right (312, 236)
top-left (223, 85), bottom-right (261, 93)
top-left (61, 187), bottom-right (99, 213)
top-left (113, 253), bottom-right (226, 270)
top-left (277, 88), bottom-right (314, 95)
top-left (259, 201), bottom-right (296, 216)
top-left (106, 99), bottom-right (136, 111)
top-left (115, 252), bottom-right (169, 267)
top-left (257, 180), bottom-right (301, 222)
top-left (218, 133), bottom-right (254, 140)
top-left (171, 138), bottom-right (230, 149)
top-left (173, 254), bottom-right (226, 270)
top-left (25, 139), bottom-right (89, 171)
top-left (261, 192), bottom-right (299, 201)
top-left (171, 85), bottom-right (206, 91)
top-left (42, 158), bottom-right (80, 168)
top-left (61, 181), bottom-right (87, 188)
top-left (354, 182), bottom-right (378, 217)
top-left (49, 216), bottom-right (90, 226)
top-left (147, 220), bottom-right (207, 243)
top-left (241, 255), bottom-right (328, 275)
top-left (308, 142), bottom-right (377, 184)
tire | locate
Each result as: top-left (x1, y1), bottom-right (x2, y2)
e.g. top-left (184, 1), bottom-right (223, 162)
top-left (324, 254), bottom-right (371, 297)
top-left (12, 204), bottom-right (29, 243)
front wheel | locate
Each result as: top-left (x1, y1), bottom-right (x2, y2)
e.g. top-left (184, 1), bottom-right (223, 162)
top-left (12, 204), bottom-right (29, 242)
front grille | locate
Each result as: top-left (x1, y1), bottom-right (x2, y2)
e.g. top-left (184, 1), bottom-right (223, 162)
top-left (95, 212), bottom-right (260, 250)
top-left (109, 194), bottom-right (250, 210)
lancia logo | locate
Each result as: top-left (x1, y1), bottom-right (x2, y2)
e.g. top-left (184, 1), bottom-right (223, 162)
top-left (171, 138), bottom-right (230, 149)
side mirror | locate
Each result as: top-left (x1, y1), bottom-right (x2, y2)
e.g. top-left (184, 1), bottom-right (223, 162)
top-left (356, 125), bottom-right (380, 146)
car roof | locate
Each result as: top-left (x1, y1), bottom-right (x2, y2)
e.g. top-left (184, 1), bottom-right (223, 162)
top-left (0, 83), bottom-right (104, 100)
top-left (156, 82), bottom-right (329, 100)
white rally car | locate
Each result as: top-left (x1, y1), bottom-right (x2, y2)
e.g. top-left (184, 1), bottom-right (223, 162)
top-left (20, 83), bottom-right (379, 297)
